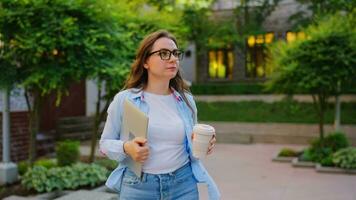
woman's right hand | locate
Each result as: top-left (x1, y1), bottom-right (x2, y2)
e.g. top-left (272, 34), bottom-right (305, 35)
top-left (123, 137), bottom-right (149, 163)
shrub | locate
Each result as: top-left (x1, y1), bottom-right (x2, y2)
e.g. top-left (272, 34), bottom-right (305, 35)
top-left (18, 161), bottom-right (30, 176)
top-left (17, 158), bottom-right (57, 175)
top-left (321, 132), bottom-right (349, 152)
top-left (333, 147), bottom-right (356, 169)
top-left (278, 148), bottom-right (299, 157)
top-left (320, 155), bottom-right (334, 167)
top-left (35, 159), bottom-right (57, 169)
top-left (21, 163), bottom-right (108, 193)
top-left (311, 132), bottom-right (349, 152)
top-left (190, 83), bottom-right (267, 95)
top-left (94, 158), bottom-right (117, 171)
top-left (56, 140), bottom-right (80, 166)
top-left (308, 132), bottom-right (349, 163)
top-left (299, 148), bottom-right (313, 161)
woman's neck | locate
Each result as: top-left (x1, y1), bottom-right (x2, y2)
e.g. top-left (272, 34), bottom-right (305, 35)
top-left (144, 80), bottom-right (171, 95)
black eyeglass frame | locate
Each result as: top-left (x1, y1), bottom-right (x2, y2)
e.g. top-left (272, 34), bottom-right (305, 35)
top-left (147, 48), bottom-right (184, 61)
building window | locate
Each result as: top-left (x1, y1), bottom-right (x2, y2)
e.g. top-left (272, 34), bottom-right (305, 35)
top-left (246, 33), bottom-right (274, 78)
top-left (286, 31), bottom-right (306, 42)
top-left (208, 49), bottom-right (234, 79)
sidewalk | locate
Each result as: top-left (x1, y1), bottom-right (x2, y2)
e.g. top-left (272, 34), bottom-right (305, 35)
top-left (81, 143), bottom-right (356, 200)
top-left (199, 143), bottom-right (356, 200)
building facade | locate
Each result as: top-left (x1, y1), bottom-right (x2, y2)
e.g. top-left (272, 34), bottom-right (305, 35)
top-left (180, 0), bottom-right (309, 83)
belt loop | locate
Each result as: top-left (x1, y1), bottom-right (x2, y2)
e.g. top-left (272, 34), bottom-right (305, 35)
top-left (141, 173), bottom-right (147, 182)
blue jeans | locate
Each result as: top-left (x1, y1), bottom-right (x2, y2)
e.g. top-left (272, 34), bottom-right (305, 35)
top-left (119, 162), bottom-right (199, 200)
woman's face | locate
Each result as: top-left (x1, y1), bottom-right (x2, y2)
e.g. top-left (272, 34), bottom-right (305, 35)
top-left (144, 37), bottom-right (179, 81)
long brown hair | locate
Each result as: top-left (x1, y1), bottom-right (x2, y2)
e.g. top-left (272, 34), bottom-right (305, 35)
top-left (123, 30), bottom-right (194, 115)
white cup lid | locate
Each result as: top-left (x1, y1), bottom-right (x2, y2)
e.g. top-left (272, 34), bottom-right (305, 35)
top-left (193, 124), bottom-right (215, 136)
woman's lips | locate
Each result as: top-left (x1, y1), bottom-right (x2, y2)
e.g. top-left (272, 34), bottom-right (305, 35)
top-left (167, 67), bottom-right (177, 70)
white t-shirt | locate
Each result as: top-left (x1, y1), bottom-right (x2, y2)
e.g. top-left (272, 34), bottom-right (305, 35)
top-left (142, 91), bottom-right (189, 174)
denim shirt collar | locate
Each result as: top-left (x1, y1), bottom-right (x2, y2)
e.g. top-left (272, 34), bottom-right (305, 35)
top-left (129, 87), bottom-right (183, 102)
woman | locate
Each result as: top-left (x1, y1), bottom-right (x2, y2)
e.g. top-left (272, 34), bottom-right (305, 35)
top-left (100, 30), bottom-right (220, 200)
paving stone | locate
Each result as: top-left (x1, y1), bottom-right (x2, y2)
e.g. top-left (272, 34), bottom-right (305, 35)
top-left (54, 190), bottom-right (117, 200)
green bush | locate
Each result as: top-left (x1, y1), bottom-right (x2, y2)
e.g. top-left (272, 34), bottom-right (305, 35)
top-left (320, 155), bottom-right (334, 167)
top-left (190, 83), bottom-right (267, 95)
top-left (94, 158), bottom-right (117, 171)
top-left (278, 148), bottom-right (299, 157)
top-left (17, 158), bottom-right (57, 175)
top-left (18, 161), bottom-right (30, 176)
top-left (308, 132), bottom-right (349, 164)
top-left (35, 159), bottom-right (57, 169)
top-left (299, 148), bottom-right (313, 161)
top-left (21, 163), bottom-right (108, 193)
top-left (333, 147), bottom-right (356, 169)
top-left (56, 140), bottom-right (80, 166)
top-left (320, 132), bottom-right (350, 152)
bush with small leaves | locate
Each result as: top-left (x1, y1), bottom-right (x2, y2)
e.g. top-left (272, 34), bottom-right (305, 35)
top-left (333, 147), bottom-right (356, 169)
top-left (21, 163), bottom-right (108, 193)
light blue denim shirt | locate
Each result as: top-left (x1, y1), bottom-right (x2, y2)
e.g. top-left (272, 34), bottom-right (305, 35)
top-left (100, 88), bottom-right (220, 200)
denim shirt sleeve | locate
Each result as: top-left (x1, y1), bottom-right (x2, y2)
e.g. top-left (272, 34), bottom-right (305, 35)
top-left (99, 91), bottom-right (128, 162)
top-left (186, 93), bottom-right (198, 124)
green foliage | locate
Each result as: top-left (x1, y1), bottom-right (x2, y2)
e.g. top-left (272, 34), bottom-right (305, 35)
top-left (278, 148), bottom-right (299, 157)
top-left (17, 158), bottom-right (57, 175)
top-left (21, 163), bottom-right (108, 193)
top-left (267, 12), bottom-right (356, 95)
top-left (290, 0), bottom-right (356, 28)
top-left (311, 132), bottom-right (349, 153)
top-left (94, 158), bottom-right (117, 172)
top-left (35, 158), bottom-right (57, 169)
top-left (56, 140), bottom-right (80, 166)
top-left (320, 154), bottom-right (334, 167)
top-left (300, 148), bottom-right (313, 161)
top-left (0, 0), bottom-right (128, 96)
top-left (196, 101), bottom-right (356, 124)
top-left (266, 12), bottom-right (356, 137)
top-left (18, 161), bottom-right (30, 176)
top-left (333, 147), bottom-right (356, 169)
top-left (191, 83), bottom-right (266, 95)
top-left (306, 132), bottom-right (350, 165)
top-left (181, 5), bottom-right (238, 52)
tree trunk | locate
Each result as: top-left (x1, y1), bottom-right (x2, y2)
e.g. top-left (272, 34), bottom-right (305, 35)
top-left (334, 81), bottom-right (341, 131)
top-left (26, 89), bottom-right (42, 165)
top-left (312, 94), bottom-right (325, 140)
top-left (89, 83), bottom-right (110, 162)
top-left (89, 84), bottom-right (102, 163)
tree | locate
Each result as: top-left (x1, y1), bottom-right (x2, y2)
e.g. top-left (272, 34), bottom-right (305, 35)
top-left (87, 0), bottom-right (189, 162)
top-left (0, 0), bottom-right (126, 164)
top-left (289, 0), bottom-right (356, 28)
top-left (267, 12), bottom-right (356, 139)
top-left (181, 0), bottom-right (281, 81)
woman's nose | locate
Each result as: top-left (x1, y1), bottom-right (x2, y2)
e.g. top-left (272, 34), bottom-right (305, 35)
top-left (169, 55), bottom-right (179, 62)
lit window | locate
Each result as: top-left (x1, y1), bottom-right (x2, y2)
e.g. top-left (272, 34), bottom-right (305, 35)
top-left (286, 31), bottom-right (306, 42)
top-left (208, 49), bottom-right (234, 79)
top-left (246, 33), bottom-right (274, 78)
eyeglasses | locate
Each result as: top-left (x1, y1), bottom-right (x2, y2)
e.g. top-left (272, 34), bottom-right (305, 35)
top-left (148, 49), bottom-right (184, 61)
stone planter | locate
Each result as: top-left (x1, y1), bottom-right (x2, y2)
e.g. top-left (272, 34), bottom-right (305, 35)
top-left (272, 155), bottom-right (296, 163)
top-left (315, 164), bottom-right (356, 175)
top-left (292, 158), bottom-right (316, 168)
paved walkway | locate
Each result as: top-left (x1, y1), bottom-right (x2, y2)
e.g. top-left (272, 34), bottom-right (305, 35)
top-left (198, 143), bottom-right (356, 200)
top-left (195, 94), bottom-right (356, 103)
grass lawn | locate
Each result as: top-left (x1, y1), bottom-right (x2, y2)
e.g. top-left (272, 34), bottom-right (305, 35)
top-left (196, 101), bottom-right (356, 124)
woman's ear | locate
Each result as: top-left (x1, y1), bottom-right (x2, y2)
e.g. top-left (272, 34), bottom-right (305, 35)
top-left (144, 63), bottom-right (149, 69)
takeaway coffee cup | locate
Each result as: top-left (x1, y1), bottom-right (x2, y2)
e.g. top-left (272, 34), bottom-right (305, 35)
top-left (192, 124), bottom-right (215, 159)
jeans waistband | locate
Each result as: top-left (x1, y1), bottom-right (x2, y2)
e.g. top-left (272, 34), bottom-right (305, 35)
top-left (141, 161), bottom-right (191, 181)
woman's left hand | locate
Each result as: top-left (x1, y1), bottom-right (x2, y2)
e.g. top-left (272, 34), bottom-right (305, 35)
top-left (207, 134), bottom-right (216, 155)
